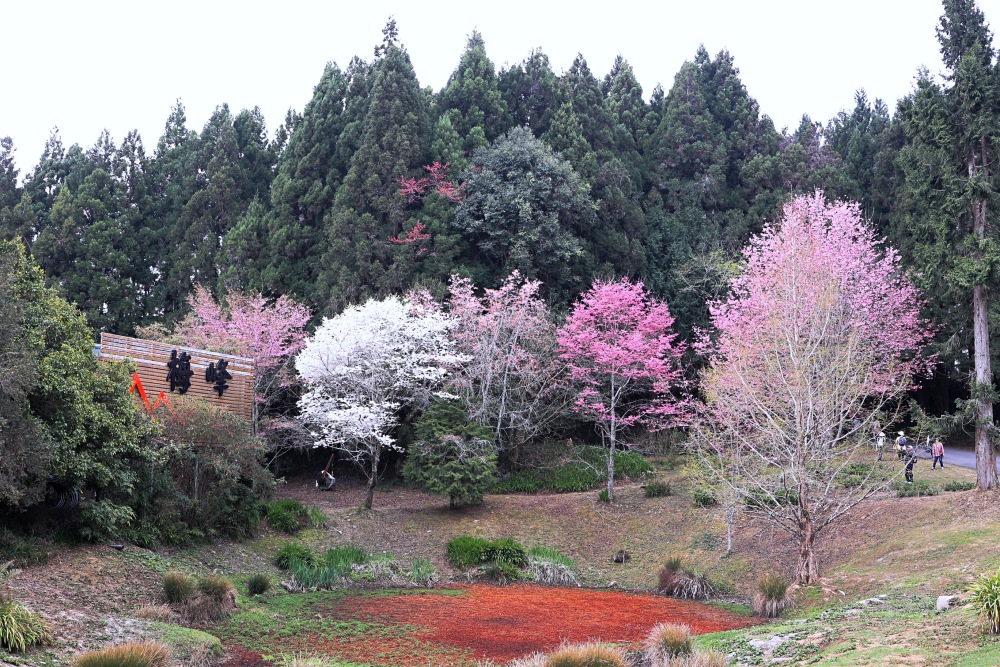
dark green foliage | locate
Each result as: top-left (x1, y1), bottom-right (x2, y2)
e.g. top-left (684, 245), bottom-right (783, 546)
top-left (245, 573), bottom-right (271, 596)
top-left (489, 447), bottom-right (652, 494)
top-left (969, 567), bottom-right (1000, 633)
top-left (894, 481), bottom-right (939, 497)
top-left (944, 480), bottom-right (977, 492)
top-left (597, 489), bottom-right (610, 503)
top-left (481, 538), bottom-right (528, 569)
top-left (438, 31), bottom-right (511, 153)
top-left (162, 571), bottom-right (195, 604)
top-left (447, 535), bottom-right (491, 569)
top-left (0, 530), bottom-right (47, 567)
top-left (402, 399), bottom-right (497, 508)
top-left (644, 481), bottom-right (672, 498)
top-left (453, 127), bottom-right (596, 307)
top-left (288, 546), bottom-right (370, 589)
top-left (267, 499), bottom-right (307, 533)
top-left (692, 488), bottom-right (718, 507)
top-left (0, 596), bottom-right (51, 652)
top-left (275, 543), bottom-right (316, 570)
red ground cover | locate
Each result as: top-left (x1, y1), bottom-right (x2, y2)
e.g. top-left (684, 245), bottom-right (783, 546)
top-left (301, 584), bottom-right (760, 664)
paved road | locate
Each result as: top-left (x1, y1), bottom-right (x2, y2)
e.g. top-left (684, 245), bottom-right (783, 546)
top-left (940, 445), bottom-right (1000, 472)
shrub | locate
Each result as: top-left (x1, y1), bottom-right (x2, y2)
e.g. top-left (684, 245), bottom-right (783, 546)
top-left (490, 472), bottom-right (541, 494)
top-left (645, 622), bottom-right (692, 664)
top-left (553, 463), bottom-right (603, 493)
top-left (409, 558), bottom-right (436, 585)
top-left (246, 573), bottom-right (271, 596)
top-left (275, 543), bottom-right (316, 570)
top-left (752, 574), bottom-right (792, 617)
top-left (657, 559), bottom-right (713, 600)
top-left (944, 480), bottom-right (977, 492)
top-left (268, 499), bottom-right (307, 533)
top-left (544, 642), bottom-right (628, 667)
top-left (0, 529), bottom-right (48, 567)
top-left (162, 571), bottom-right (195, 604)
top-left (692, 488), bottom-right (717, 507)
top-left (894, 481), bottom-right (938, 497)
top-left (597, 489), bottom-right (610, 502)
top-left (614, 450), bottom-right (654, 479)
top-left (133, 605), bottom-right (177, 622)
top-left (0, 597), bottom-right (51, 652)
top-left (306, 506), bottom-right (327, 528)
top-left (198, 576), bottom-right (235, 603)
top-left (970, 568), bottom-right (1000, 633)
top-left (322, 546), bottom-right (369, 574)
top-left (527, 546), bottom-right (575, 569)
top-left (644, 481), bottom-right (672, 498)
top-left (73, 641), bottom-right (171, 667)
top-left (481, 538), bottom-right (528, 568)
top-left (447, 536), bottom-right (491, 569)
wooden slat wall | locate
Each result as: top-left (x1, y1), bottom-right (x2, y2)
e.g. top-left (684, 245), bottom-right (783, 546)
top-left (98, 333), bottom-right (255, 421)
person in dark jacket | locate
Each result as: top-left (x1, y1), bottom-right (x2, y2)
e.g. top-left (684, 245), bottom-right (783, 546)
top-left (904, 446), bottom-right (916, 484)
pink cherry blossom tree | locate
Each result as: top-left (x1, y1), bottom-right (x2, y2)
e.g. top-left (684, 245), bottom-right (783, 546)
top-left (448, 272), bottom-right (571, 463)
top-left (696, 193), bottom-right (936, 584)
top-left (557, 279), bottom-right (691, 500)
top-left (172, 285), bottom-right (312, 429)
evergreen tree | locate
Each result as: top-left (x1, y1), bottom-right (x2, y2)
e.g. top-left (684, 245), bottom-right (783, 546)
top-left (438, 31), bottom-right (511, 153)
top-left (499, 49), bottom-right (558, 136)
top-left (895, 0), bottom-right (999, 488)
top-left (319, 23), bottom-right (431, 313)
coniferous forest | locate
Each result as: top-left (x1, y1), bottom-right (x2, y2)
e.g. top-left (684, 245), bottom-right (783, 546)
top-left (0, 6), bottom-right (996, 419)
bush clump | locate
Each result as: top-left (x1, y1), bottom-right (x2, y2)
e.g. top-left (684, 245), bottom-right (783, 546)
top-left (644, 481), bottom-right (672, 498)
top-left (894, 481), bottom-right (938, 497)
top-left (197, 575), bottom-right (235, 603)
top-left (944, 480), bottom-right (977, 492)
top-left (73, 641), bottom-right (171, 667)
top-left (645, 622), bottom-right (692, 664)
top-left (482, 538), bottom-right (528, 569)
top-left (0, 596), bottom-right (51, 652)
top-left (752, 574), bottom-right (792, 617)
top-left (0, 529), bottom-right (48, 567)
top-left (267, 499), bottom-right (307, 533)
top-left (970, 568), bottom-right (1000, 633)
top-left (182, 577), bottom-right (236, 623)
top-left (447, 536), bottom-right (491, 569)
top-left (657, 558), bottom-right (713, 600)
top-left (246, 573), bottom-right (271, 596)
top-left (691, 488), bottom-right (717, 507)
top-left (288, 546), bottom-right (371, 590)
top-left (544, 642), bottom-right (628, 667)
top-left (162, 571), bottom-right (195, 604)
top-left (409, 558), bottom-right (436, 585)
top-left (275, 543), bottom-right (316, 570)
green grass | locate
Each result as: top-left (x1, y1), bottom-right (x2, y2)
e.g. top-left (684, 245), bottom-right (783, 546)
top-left (490, 447), bottom-right (653, 494)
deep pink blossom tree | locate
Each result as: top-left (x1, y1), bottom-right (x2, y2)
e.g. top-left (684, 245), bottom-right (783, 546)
top-left (697, 193), bottom-right (936, 584)
top-left (173, 285), bottom-right (312, 428)
top-left (557, 279), bottom-right (691, 500)
top-left (449, 272), bottom-right (570, 461)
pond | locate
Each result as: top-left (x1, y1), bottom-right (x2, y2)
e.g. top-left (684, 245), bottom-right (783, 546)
top-left (218, 583), bottom-right (761, 666)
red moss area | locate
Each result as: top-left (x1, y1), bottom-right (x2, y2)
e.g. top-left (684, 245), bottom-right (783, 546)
top-left (266, 584), bottom-right (761, 665)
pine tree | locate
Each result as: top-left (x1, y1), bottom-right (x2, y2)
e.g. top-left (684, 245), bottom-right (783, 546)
top-left (499, 49), bottom-right (558, 136)
top-left (438, 31), bottom-right (511, 153)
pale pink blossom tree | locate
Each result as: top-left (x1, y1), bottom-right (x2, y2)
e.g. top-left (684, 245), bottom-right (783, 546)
top-left (448, 272), bottom-right (571, 462)
top-left (172, 285), bottom-right (312, 429)
top-left (557, 279), bottom-right (691, 500)
top-left (696, 193), bottom-right (935, 584)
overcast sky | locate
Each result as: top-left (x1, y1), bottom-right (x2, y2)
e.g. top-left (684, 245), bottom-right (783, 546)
top-left (4, 0), bottom-right (995, 174)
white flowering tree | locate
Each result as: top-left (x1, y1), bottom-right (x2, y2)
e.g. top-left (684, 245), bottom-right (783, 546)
top-left (296, 295), bottom-right (462, 508)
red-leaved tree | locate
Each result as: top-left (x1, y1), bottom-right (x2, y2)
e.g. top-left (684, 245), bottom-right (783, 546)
top-left (696, 193), bottom-right (935, 583)
top-left (173, 286), bottom-right (312, 429)
top-left (557, 279), bottom-right (691, 500)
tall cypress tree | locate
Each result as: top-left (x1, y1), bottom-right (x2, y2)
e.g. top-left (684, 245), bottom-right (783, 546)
top-left (438, 31), bottom-right (511, 153)
top-left (896, 0), bottom-right (999, 488)
top-left (319, 21), bottom-right (430, 313)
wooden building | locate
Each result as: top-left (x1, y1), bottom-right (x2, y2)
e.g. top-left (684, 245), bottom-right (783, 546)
top-left (98, 333), bottom-right (255, 421)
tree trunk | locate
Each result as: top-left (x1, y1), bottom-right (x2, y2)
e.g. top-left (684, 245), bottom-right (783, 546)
top-left (726, 506), bottom-right (734, 554)
top-left (364, 447), bottom-right (380, 510)
top-left (971, 151), bottom-right (997, 490)
top-left (606, 432), bottom-right (616, 501)
top-left (795, 515), bottom-right (818, 584)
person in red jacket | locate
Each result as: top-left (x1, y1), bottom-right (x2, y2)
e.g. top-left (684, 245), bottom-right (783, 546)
top-left (931, 439), bottom-right (945, 469)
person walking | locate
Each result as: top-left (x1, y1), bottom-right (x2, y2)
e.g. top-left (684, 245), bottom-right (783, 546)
top-left (876, 432), bottom-right (887, 461)
top-left (905, 445), bottom-right (917, 483)
top-left (931, 439), bottom-right (945, 469)
top-left (896, 431), bottom-right (908, 461)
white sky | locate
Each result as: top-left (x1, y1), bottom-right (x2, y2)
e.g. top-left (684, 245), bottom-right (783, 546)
top-left (4, 0), bottom-right (996, 175)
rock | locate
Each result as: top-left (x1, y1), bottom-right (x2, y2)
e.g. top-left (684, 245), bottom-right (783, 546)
top-left (749, 634), bottom-right (793, 652)
top-left (936, 595), bottom-right (956, 612)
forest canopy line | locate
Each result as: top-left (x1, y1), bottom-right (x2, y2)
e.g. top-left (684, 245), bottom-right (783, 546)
top-left (0, 4), bottom-right (996, 419)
